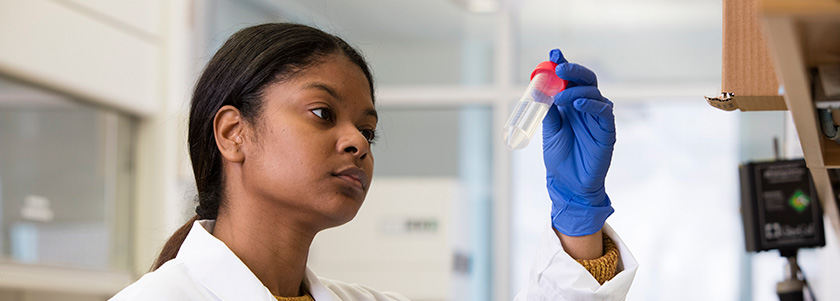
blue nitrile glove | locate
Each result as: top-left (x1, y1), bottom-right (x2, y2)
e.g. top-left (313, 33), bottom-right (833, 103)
top-left (543, 49), bottom-right (616, 236)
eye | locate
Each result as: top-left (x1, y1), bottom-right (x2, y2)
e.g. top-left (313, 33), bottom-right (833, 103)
top-left (360, 129), bottom-right (378, 144)
top-left (311, 107), bottom-right (334, 121)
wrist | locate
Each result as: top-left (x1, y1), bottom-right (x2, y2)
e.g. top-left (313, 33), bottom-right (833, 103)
top-left (550, 194), bottom-right (614, 236)
top-left (555, 228), bottom-right (603, 260)
top-left (545, 176), bottom-right (609, 206)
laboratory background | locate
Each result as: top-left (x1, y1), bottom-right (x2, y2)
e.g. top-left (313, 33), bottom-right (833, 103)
top-left (0, 0), bottom-right (839, 300)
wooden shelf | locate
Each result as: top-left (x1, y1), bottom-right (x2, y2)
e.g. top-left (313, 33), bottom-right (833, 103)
top-left (825, 138), bottom-right (840, 167)
top-left (763, 0), bottom-right (840, 16)
top-left (760, 0), bottom-right (840, 238)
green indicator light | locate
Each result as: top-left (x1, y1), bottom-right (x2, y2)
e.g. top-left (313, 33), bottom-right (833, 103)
top-left (789, 190), bottom-right (810, 213)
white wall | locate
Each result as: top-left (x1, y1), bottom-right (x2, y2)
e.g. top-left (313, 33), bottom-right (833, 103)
top-left (0, 0), bottom-right (161, 116)
top-left (0, 0), bottom-right (194, 297)
top-left (309, 178), bottom-right (455, 300)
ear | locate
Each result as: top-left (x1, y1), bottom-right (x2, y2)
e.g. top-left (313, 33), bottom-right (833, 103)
top-left (214, 105), bottom-right (246, 163)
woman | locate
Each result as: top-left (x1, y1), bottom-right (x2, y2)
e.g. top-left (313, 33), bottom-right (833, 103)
top-left (112, 23), bottom-right (637, 300)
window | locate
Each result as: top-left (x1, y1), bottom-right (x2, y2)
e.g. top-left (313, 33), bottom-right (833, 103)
top-left (0, 75), bottom-right (135, 271)
top-left (309, 106), bottom-right (495, 300)
top-left (512, 100), bottom-right (742, 300)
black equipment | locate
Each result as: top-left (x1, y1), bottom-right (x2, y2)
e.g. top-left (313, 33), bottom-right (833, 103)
top-left (740, 159), bottom-right (825, 301)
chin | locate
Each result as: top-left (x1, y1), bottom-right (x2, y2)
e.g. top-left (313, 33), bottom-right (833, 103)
top-left (320, 198), bottom-right (364, 229)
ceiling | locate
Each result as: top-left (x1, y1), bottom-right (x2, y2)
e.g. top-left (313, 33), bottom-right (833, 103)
top-left (245, 0), bottom-right (495, 42)
top-left (247, 0), bottom-right (721, 41)
top-left (242, 0), bottom-right (724, 87)
top-left (0, 0), bottom-right (724, 107)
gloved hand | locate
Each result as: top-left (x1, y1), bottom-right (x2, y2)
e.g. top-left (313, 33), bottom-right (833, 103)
top-left (543, 49), bottom-right (616, 236)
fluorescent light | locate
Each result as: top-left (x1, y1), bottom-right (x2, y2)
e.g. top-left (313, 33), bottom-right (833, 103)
top-left (453, 0), bottom-right (500, 13)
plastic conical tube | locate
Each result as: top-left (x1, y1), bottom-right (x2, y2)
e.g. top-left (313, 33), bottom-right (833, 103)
top-left (503, 61), bottom-right (567, 149)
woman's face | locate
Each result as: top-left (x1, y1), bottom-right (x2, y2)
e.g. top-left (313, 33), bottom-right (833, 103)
top-left (239, 54), bottom-right (376, 229)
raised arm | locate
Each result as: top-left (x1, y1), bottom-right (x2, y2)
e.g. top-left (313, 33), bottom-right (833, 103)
top-left (542, 48), bottom-right (615, 260)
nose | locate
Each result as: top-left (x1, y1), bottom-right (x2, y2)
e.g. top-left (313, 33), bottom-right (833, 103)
top-left (337, 126), bottom-right (370, 160)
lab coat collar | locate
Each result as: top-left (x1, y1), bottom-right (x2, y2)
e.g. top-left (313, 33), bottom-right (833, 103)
top-left (304, 266), bottom-right (341, 300)
top-left (177, 220), bottom-right (274, 300)
top-left (178, 220), bottom-right (340, 301)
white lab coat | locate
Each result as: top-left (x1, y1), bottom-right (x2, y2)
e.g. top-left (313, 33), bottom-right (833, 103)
top-left (111, 220), bottom-right (637, 301)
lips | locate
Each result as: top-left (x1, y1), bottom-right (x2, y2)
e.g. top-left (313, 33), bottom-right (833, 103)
top-left (334, 167), bottom-right (368, 190)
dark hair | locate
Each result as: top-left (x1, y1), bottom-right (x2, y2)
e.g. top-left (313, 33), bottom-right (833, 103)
top-left (151, 23), bottom-right (375, 271)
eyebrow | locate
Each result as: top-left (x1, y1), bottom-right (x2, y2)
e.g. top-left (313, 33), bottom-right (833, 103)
top-left (303, 82), bottom-right (378, 122)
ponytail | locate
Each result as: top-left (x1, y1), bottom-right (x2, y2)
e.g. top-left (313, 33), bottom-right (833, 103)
top-left (150, 215), bottom-right (199, 271)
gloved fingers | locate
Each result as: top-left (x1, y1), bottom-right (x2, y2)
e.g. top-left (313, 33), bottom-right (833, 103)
top-left (574, 98), bottom-right (617, 143)
top-left (542, 103), bottom-right (563, 136)
top-left (572, 98), bottom-right (614, 122)
top-left (555, 63), bottom-right (598, 87)
top-left (549, 49), bottom-right (568, 64)
top-left (554, 86), bottom-right (602, 107)
top-left (542, 104), bottom-right (573, 148)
